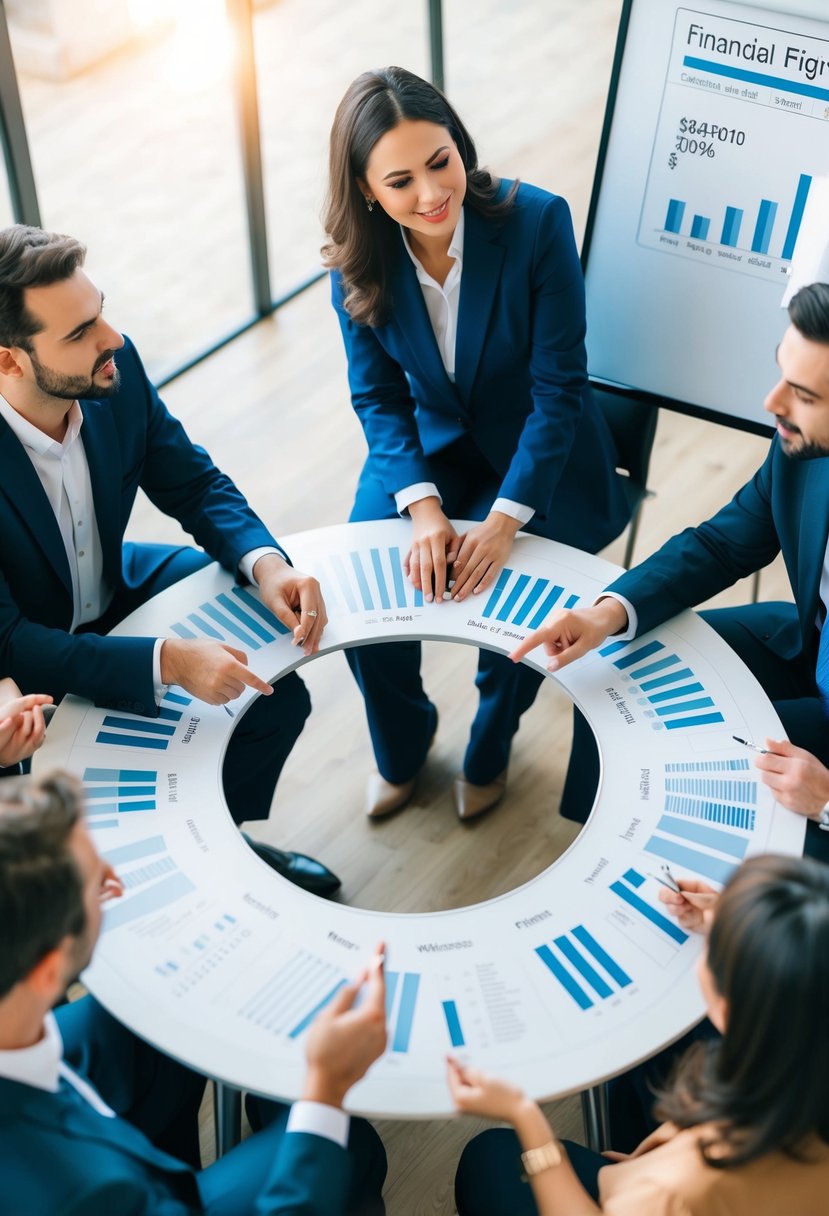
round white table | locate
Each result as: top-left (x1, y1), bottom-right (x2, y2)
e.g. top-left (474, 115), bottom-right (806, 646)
top-left (35, 521), bottom-right (803, 1119)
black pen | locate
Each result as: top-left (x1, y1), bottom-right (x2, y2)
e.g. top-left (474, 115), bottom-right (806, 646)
top-left (732, 735), bottom-right (769, 754)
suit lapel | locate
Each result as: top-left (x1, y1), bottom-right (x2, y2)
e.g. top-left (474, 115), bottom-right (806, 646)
top-left (0, 415), bottom-right (72, 596)
top-left (797, 459), bottom-right (829, 640)
top-left (80, 399), bottom-right (122, 588)
top-left (388, 235), bottom-right (451, 395)
top-left (454, 206), bottom-right (506, 405)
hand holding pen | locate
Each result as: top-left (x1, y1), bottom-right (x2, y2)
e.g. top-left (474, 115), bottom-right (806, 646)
top-left (654, 866), bottom-right (718, 933)
top-left (735, 734), bottom-right (829, 819)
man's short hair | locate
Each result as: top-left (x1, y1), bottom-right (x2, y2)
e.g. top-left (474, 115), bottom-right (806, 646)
top-left (0, 225), bottom-right (86, 351)
top-left (0, 773), bottom-right (86, 998)
top-left (788, 281), bottom-right (829, 346)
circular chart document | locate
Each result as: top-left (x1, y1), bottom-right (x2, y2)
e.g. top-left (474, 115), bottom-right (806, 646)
top-left (35, 522), bottom-right (803, 1117)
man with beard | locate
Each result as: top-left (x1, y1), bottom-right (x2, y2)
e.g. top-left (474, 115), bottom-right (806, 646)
top-left (0, 772), bottom-right (388, 1215)
top-left (0, 225), bottom-right (339, 894)
top-left (511, 281), bottom-right (829, 863)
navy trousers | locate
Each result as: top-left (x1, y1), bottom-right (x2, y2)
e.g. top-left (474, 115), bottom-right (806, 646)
top-left (87, 544), bottom-right (311, 824)
top-left (347, 438), bottom-right (596, 785)
top-left (454, 1128), bottom-right (605, 1214)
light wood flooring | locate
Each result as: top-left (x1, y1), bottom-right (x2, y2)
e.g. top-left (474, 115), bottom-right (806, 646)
top-left (42, 2), bottom-right (794, 1212)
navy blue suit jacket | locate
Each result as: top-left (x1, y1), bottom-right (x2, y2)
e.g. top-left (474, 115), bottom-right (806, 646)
top-left (0, 337), bottom-right (282, 716)
top-left (0, 1072), bottom-right (352, 1216)
top-left (608, 437), bottom-right (820, 659)
top-left (331, 181), bottom-right (629, 552)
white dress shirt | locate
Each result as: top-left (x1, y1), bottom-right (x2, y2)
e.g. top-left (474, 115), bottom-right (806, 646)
top-left (0, 393), bottom-right (281, 705)
top-left (395, 213), bottom-right (533, 527)
top-left (0, 1010), bottom-right (349, 1146)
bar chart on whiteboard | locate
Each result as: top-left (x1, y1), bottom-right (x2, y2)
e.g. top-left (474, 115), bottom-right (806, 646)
top-left (638, 5), bottom-right (829, 282)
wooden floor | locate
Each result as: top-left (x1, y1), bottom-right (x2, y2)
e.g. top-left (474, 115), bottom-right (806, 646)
top-left (43, 2), bottom-right (794, 1212)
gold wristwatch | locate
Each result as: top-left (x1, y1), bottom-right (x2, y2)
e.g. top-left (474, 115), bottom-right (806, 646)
top-left (521, 1139), bottom-right (563, 1178)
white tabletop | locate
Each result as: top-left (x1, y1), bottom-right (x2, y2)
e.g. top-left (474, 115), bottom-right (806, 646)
top-left (35, 521), bottom-right (803, 1118)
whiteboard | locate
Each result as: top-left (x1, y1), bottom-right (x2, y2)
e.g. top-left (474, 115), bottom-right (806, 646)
top-left (583, 0), bottom-right (829, 431)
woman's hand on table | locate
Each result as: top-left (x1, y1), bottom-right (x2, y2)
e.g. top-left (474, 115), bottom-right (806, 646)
top-left (446, 1055), bottom-right (529, 1122)
top-left (406, 497), bottom-right (459, 602)
top-left (450, 512), bottom-right (522, 601)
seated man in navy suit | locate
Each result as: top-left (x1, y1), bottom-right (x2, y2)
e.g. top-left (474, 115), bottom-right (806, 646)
top-left (0, 224), bottom-right (337, 894)
top-left (0, 771), bottom-right (388, 1215)
top-left (510, 281), bottom-right (829, 865)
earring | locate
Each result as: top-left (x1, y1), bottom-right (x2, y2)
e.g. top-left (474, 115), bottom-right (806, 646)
top-left (365, 197), bottom-right (374, 213)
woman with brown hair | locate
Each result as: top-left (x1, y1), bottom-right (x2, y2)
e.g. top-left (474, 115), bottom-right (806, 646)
top-left (449, 853), bottom-right (829, 1214)
top-left (323, 67), bottom-right (629, 821)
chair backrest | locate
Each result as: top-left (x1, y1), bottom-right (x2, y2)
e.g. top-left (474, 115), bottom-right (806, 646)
top-left (591, 385), bottom-right (658, 488)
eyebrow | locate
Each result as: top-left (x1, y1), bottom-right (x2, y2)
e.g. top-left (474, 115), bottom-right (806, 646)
top-left (774, 343), bottom-right (824, 397)
top-left (61, 291), bottom-right (105, 342)
top-left (382, 146), bottom-right (450, 181)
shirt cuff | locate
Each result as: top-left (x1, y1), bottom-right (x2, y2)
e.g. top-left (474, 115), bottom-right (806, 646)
top-left (395, 483), bottom-right (443, 516)
top-left (595, 592), bottom-right (637, 640)
top-left (239, 548), bottom-right (283, 586)
top-left (492, 497), bottom-right (534, 526)
top-left (152, 639), bottom-right (168, 706)
top-left (286, 1101), bottom-right (350, 1147)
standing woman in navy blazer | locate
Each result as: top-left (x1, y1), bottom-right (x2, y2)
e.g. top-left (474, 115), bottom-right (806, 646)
top-left (323, 67), bottom-right (630, 820)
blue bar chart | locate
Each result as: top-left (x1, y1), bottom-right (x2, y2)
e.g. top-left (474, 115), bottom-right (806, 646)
top-left (170, 586), bottom-right (290, 646)
top-left (664, 759), bottom-right (757, 831)
top-left (609, 869), bottom-right (689, 946)
top-left (83, 767), bottom-right (159, 827)
top-left (535, 925), bottom-right (633, 1012)
top-left (600, 638), bottom-right (724, 730)
top-left (95, 692), bottom-right (192, 752)
top-left (316, 547), bottom-right (425, 615)
top-left (101, 867), bottom-right (196, 932)
top-left (442, 1000), bottom-right (465, 1047)
top-left (481, 568), bottom-right (579, 628)
top-left (236, 950), bottom-right (347, 1039)
top-left (386, 970), bottom-right (421, 1053)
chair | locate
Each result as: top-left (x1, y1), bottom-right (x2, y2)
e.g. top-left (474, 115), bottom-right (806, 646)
top-left (592, 385), bottom-right (658, 569)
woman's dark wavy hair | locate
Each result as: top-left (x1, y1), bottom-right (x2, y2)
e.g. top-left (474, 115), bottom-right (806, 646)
top-left (322, 66), bottom-right (517, 328)
top-left (656, 853), bottom-right (829, 1168)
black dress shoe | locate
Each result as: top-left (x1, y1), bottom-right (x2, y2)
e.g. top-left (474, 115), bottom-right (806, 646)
top-left (241, 833), bottom-right (341, 897)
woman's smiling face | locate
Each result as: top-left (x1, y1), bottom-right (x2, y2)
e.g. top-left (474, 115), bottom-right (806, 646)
top-left (360, 119), bottom-right (467, 244)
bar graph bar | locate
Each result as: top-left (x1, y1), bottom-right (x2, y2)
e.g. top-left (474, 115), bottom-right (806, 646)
top-left (535, 944), bottom-right (593, 1009)
top-left (720, 206), bottom-right (743, 248)
top-left (103, 835), bottom-right (166, 865)
top-left (442, 1000), bottom-right (465, 1047)
top-left (782, 173), bottom-right (812, 261)
top-left (751, 199), bottom-right (778, 255)
top-left (644, 832), bottom-right (736, 885)
top-left (369, 548), bottom-right (392, 610)
top-left (386, 970), bottom-right (420, 1053)
top-left (101, 870), bottom-right (196, 931)
top-left (665, 759), bottom-right (751, 773)
top-left (609, 871), bottom-right (689, 945)
top-left (654, 813), bottom-right (748, 860)
top-left (690, 214), bottom-right (710, 239)
top-left (664, 198), bottom-right (685, 233)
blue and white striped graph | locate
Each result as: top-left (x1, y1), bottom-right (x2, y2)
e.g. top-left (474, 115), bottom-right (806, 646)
top-left (316, 548), bottom-right (424, 614)
top-left (600, 638), bottom-right (724, 730)
top-left (95, 691), bottom-right (192, 752)
top-left (83, 767), bottom-right (159, 828)
top-left (609, 868), bottom-right (689, 946)
top-left (237, 950), bottom-right (347, 1040)
top-left (101, 836), bottom-right (195, 933)
top-left (386, 970), bottom-right (421, 1053)
top-left (663, 759), bottom-right (757, 831)
top-left (535, 925), bottom-right (633, 1011)
top-left (479, 568), bottom-right (580, 628)
top-left (170, 585), bottom-right (290, 648)
top-left (644, 812), bottom-right (745, 885)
